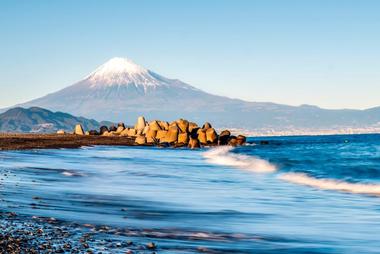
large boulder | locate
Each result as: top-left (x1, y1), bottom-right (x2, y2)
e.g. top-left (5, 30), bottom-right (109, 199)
top-left (156, 130), bottom-right (168, 140)
top-left (74, 124), bottom-right (84, 135)
top-left (135, 135), bottom-right (146, 145)
top-left (127, 128), bottom-right (137, 137)
top-left (57, 130), bottom-right (65, 135)
top-left (146, 129), bottom-right (157, 139)
top-left (188, 137), bottom-right (200, 149)
top-left (116, 126), bottom-right (125, 134)
top-left (228, 136), bottom-right (238, 146)
top-left (135, 116), bottom-right (146, 131)
top-left (176, 119), bottom-right (189, 133)
top-left (120, 128), bottom-right (129, 136)
top-left (202, 122), bottom-right (212, 130)
top-left (190, 127), bottom-right (200, 139)
top-left (99, 126), bottom-right (109, 135)
top-left (89, 130), bottom-right (99, 135)
top-left (146, 136), bottom-right (158, 144)
top-left (188, 122), bottom-right (198, 133)
top-left (206, 128), bottom-right (218, 144)
top-left (236, 135), bottom-right (246, 146)
top-left (149, 120), bottom-right (162, 131)
top-left (178, 132), bottom-right (189, 144)
top-left (102, 131), bottom-right (113, 136)
top-left (142, 125), bottom-right (150, 135)
top-left (218, 130), bottom-right (231, 145)
top-left (158, 121), bottom-right (169, 131)
top-left (163, 125), bottom-right (179, 143)
top-left (197, 129), bottom-right (207, 144)
top-left (109, 125), bottom-right (117, 132)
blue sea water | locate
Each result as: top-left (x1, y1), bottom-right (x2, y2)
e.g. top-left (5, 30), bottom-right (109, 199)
top-left (1, 134), bottom-right (380, 253)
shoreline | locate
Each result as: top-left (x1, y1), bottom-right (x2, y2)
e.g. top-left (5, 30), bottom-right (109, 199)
top-left (0, 133), bottom-right (139, 151)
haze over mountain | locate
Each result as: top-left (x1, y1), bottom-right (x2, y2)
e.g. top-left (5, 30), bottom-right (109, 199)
top-left (15, 57), bottom-right (380, 131)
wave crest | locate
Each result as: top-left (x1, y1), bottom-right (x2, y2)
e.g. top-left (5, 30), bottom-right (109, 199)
top-left (279, 173), bottom-right (380, 195)
top-left (203, 146), bottom-right (277, 173)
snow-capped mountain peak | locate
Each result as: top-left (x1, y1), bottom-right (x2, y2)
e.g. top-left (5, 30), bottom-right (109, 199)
top-left (85, 57), bottom-right (159, 87)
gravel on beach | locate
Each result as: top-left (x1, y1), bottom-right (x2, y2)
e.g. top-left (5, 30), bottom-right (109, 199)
top-left (0, 134), bottom-right (137, 151)
top-left (0, 211), bottom-right (158, 254)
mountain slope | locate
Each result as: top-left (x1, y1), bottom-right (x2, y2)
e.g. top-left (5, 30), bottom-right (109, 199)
top-left (16, 57), bottom-right (380, 130)
top-left (0, 107), bottom-right (103, 133)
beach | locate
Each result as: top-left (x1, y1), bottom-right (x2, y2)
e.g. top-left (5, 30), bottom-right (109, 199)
top-left (0, 133), bottom-right (137, 150)
top-left (1, 134), bottom-right (380, 253)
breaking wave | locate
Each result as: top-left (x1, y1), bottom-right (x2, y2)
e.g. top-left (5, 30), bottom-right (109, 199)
top-left (203, 146), bottom-right (277, 173)
top-left (279, 173), bottom-right (380, 195)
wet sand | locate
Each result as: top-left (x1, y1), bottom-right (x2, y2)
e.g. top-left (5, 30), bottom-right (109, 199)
top-left (0, 133), bottom-right (139, 150)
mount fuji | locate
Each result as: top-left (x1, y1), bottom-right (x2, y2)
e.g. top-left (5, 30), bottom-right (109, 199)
top-left (16, 57), bottom-right (380, 132)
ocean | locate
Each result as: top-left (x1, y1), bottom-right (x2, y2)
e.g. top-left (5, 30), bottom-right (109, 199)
top-left (1, 134), bottom-right (380, 253)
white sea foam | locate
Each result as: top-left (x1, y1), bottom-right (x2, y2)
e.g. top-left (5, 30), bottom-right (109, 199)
top-left (62, 171), bottom-right (85, 177)
top-left (203, 146), bottom-right (277, 173)
top-left (279, 173), bottom-right (380, 195)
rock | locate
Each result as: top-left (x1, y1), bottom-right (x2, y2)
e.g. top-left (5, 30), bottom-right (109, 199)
top-left (218, 130), bottom-right (231, 145)
top-left (149, 120), bottom-right (162, 131)
top-left (202, 122), bottom-right (212, 130)
top-left (56, 130), bottom-right (65, 135)
top-left (74, 124), bottom-right (84, 135)
top-left (120, 128), bottom-right (129, 136)
top-left (176, 119), bottom-right (189, 133)
top-left (158, 121), bottom-right (169, 130)
top-left (118, 122), bottom-right (125, 128)
top-left (102, 131), bottom-right (111, 136)
top-left (146, 129), bottom-right (157, 139)
top-left (142, 125), bottom-right (150, 135)
top-left (99, 126), bottom-right (109, 135)
top-left (127, 128), bottom-right (137, 137)
top-left (88, 130), bottom-right (99, 135)
top-left (188, 137), bottom-right (200, 149)
top-left (116, 126), bottom-right (125, 133)
top-left (85, 131), bottom-right (90, 135)
top-left (236, 135), bottom-right (246, 145)
top-left (206, 128), bottom-right (218, 144)
top-left (169, 121), bottom-right (179, 129)
top-left (162, 125), bottom-right (179, 143)
top-left (146, 242), bottom-right (156, 250)
top-left (146, 136), bottom-right (157, 144)
top-left (228, 136), bottom-right (238, 146)
top-left (178, 132), bottom-right (189, 144)
top-left (135, 116), bottom-right (146, 131)
top-left (190, 127), bottom-right (200, 139)
top-left (188, 122), bottom-right (198, 133)
top-left (197, 129), bottom-right (207, 144)
top-left (135, 135), bottom-right (146, 145)
top-left (156, 130), bottom-right (168, 140)
top-left (109, 125), bottom-right (117, 132)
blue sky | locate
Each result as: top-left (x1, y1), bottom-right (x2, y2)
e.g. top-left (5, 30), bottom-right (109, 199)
top-left (0, 0), bottom-right (379, 109)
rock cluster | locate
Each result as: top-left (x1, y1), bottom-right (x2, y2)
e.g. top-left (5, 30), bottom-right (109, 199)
top-left (68, 116), bottom-right (246, 149)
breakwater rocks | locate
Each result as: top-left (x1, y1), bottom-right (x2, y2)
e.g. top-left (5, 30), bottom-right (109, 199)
top-left (66, 116), bottom-right (246, 149)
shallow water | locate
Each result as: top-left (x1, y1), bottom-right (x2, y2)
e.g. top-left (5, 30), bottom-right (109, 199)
top-left (1, 134), bottom-right (380, 253)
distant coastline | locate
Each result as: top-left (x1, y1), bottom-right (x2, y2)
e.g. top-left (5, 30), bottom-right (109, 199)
top-left (229, 127), bottom-right (380, 137)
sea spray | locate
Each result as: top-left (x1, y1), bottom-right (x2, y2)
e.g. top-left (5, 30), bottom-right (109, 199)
top-left (203, 146), bottom-right (277, 173)
top-left (279, 173), bottom-right (380, 195)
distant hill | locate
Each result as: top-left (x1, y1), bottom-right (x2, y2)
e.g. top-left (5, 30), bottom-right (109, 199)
top-left (0, 107), bottom-right (105, 133)
top-left (12, 57), bottom-right (380, 131)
